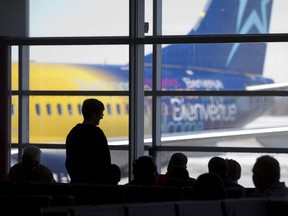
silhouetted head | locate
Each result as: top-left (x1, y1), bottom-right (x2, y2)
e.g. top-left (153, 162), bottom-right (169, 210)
top-left (252, 155), bottom-right (280, 192)
top-left (193, 172), bottom-right (227, 200)
top-left (132, 156), bottom-right (158, 185)
top-left (208, 156), bottom-right (227, 177)
top-left (103, 164), bottom-right (121, 185)
top-left (167, 152), bottom-right (188, 172)
top-left (226, 158), bottom-right (241, 182)
top-left (21, 145), bottom-right (41, 171)
top-left (169, 166), bottom-right (190, 180)
top-left (82, 98), bottom-right (105, 125)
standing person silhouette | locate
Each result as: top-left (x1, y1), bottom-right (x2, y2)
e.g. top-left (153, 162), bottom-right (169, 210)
top-left (65, 98), bottom-right (111, 184)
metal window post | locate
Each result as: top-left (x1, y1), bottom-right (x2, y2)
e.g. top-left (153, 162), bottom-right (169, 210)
top-left (129, 0), bottom-right (145, 181)
top-left (0, 43), bottom-right (11, 180)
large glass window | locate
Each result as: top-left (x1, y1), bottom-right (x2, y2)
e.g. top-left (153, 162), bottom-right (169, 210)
top-left (7, 0), bottom-right (288, 184)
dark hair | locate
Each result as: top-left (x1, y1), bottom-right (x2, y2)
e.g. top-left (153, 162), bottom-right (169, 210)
top-left (169, 166), bottom-right (189, 180)
top-left (193, 173), bottom-right (227, 200)
top-left (103, 164), bottom-right (121, 185)
top-left (82, 98), bottom-right (104, 119)
top-left (208, 156), bottom-right (227, 177)
top-left (253, 155), bottom-right (280, 181)
top-left (167, 152), bottom-right (188, 172)
top-left (132, 156), bottom-right (158, 185)
top-left (226, 158), bottom-right (241, 181)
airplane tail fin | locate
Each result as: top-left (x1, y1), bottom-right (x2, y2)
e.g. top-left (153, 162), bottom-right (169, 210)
top-left (146, 0), bottom-right (274, 75)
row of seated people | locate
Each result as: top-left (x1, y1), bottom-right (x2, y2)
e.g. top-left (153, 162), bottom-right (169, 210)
top-left (2, 152), bottom-right (288, 215)
top-left (1, 154), bottom-right (288, 202)
top-left (127, 153), bottom-right (288, 199)
top-left (3, 147), bottom-right (288, 201)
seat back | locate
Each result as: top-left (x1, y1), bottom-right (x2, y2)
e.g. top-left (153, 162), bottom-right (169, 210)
top-left (125, 202), bottom-right (177, 216)
top-left (223, 197), bottom-right (269, 216)
top-left (176, 200), bottom-right (224, 216)
top-left (124, 185), bottom-right (182, 203)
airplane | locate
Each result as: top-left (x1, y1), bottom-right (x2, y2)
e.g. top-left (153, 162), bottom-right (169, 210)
top-left (11, 0), bottom-right (285, 183)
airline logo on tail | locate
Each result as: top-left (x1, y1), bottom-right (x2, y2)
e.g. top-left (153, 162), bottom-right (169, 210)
top-left (227, 0), bottom-right (272, 66)
top-left (146, 0), bottom-right (274, 76)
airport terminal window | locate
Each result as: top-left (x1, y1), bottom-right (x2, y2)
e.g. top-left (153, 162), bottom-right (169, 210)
top-left (30, 0), bottom-right (129, 37)
top-left (5, 0), bottom-right (288, 185)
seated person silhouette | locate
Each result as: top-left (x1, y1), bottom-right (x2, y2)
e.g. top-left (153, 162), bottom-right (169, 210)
top-left (226, 158), bottom-right (242, 183)
top-left (252, 155), bottom-right (288, 197)
top-left (156, 152), bottom-right (195, 185)
top-left (191, 172), bottom-right (227, 200)
top-left (163, 166), bottom-right (195, 187)
top-left (101, 164), bottom-right (121, 185)
top-left (126, 156), bottom-right (158, 185)
top-left (208, 156), bottom-right (244, 190)
top-left (6, 145), bottom-right (56, 183)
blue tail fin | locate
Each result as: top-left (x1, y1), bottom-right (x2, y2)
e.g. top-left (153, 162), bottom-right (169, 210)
top-left (146, 0), bottom-right (274, 75)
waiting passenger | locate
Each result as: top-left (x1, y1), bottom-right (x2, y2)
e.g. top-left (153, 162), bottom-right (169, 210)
top-left (208, 156), bottom-right (245, 190)
top-left (163, 166), bottom-right (195, 187)
top-left (65, 98), bottom-right (111, 184)
top-left (127, 156), bottom-right (158, 185)
top-left (6, 145), bottom-right (56, 183)
top-left (226, 158), bottom-right (242, 183)
top-left (102, 164), bottom-right (121, 185)
top-left (191, 172), bottom-right (227, 200)
top-left (252, 155), bottom-right (288, 197)
top-left (156, 152), bottom-right (195, 185)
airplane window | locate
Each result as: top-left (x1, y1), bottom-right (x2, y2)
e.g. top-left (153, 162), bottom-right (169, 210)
top-left (77, 104), bottom-right (82, 115)
top-left (35, 104), bottom-right (41, 116)
top-left (11, 104), bottom-right (15, 115)
top-left (116, 104), bottom-right (121, 115)
top-left (67, 104), bottom-right (73, 115)
top-left (106, 104), bottom-right (112, 115)
top-left (56, 104), bottom-right (62, 115)
top-left (145, 104), bottom-right (151, 115)
top-left (125, 104), bottom-right (129, 114)
top-left (46, 104), bottom-right (52, 115)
